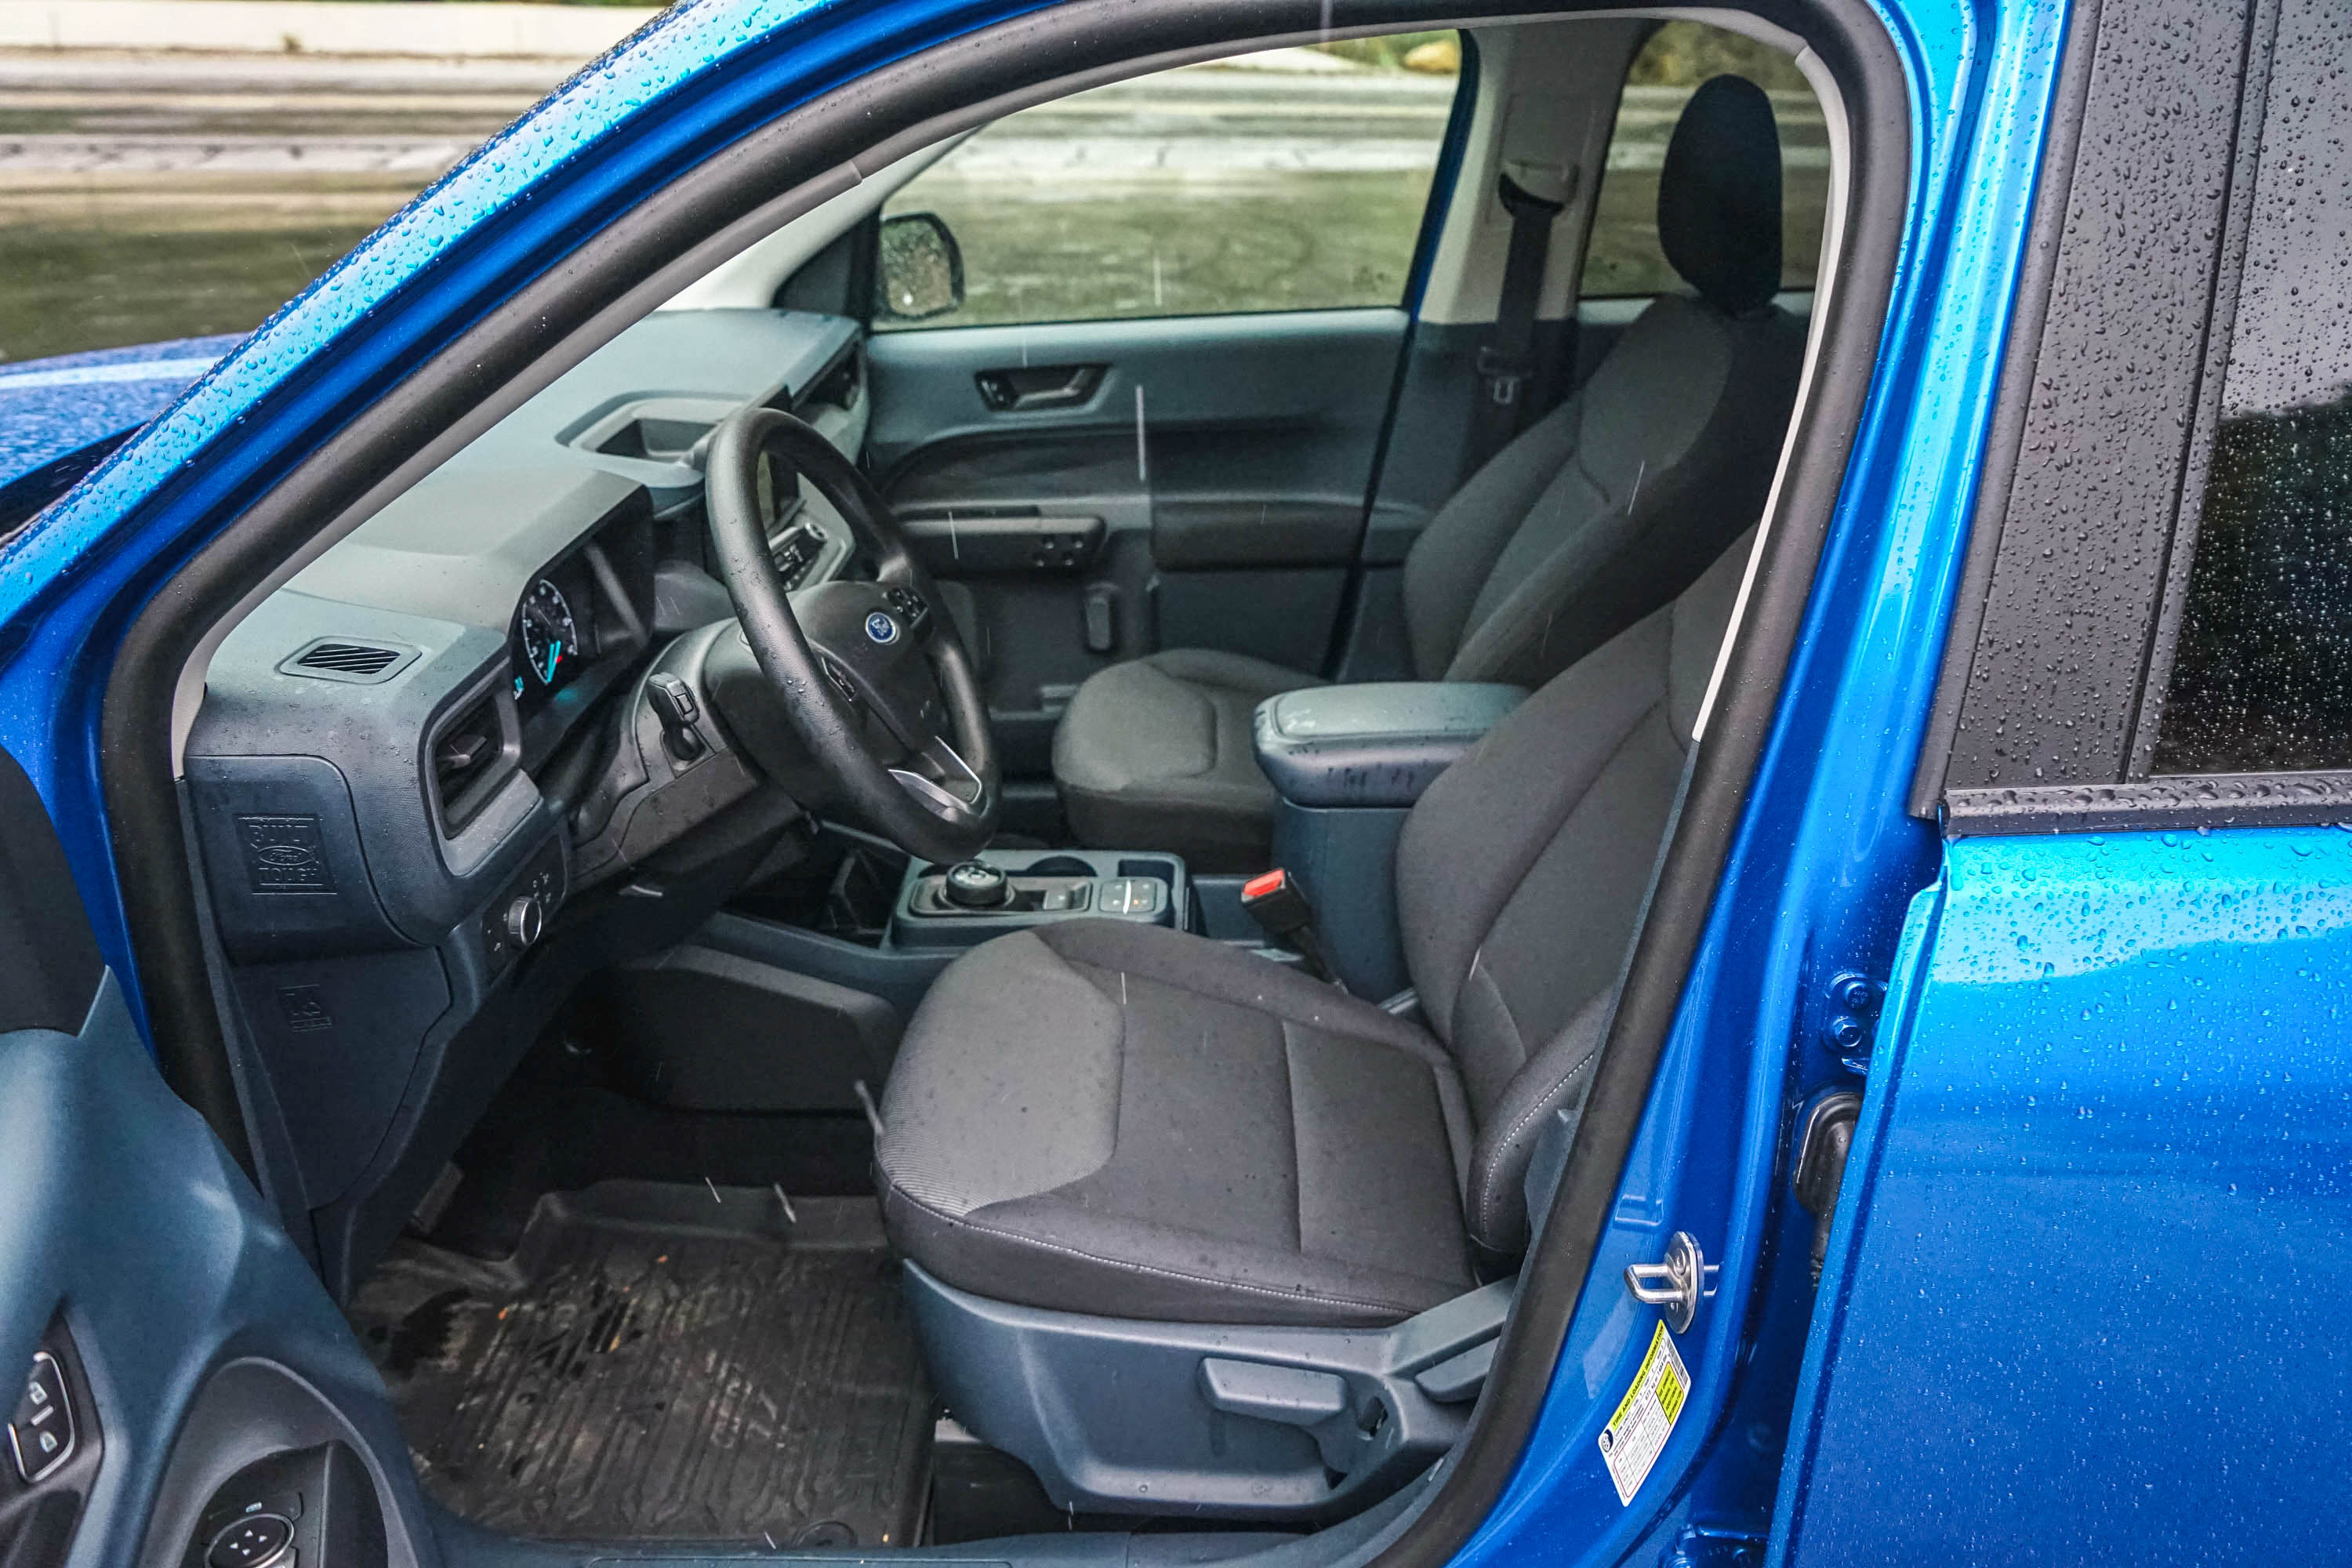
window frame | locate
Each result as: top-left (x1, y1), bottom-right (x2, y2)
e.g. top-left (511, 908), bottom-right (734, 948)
top-left (1912, 0), bottom-right (2352, 834)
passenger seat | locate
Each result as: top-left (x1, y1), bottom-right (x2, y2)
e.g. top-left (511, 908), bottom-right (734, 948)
top-left (1051, 75), bottom-right (1807, 869)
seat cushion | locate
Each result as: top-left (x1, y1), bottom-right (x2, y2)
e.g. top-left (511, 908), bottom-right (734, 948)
top-left (1052, 649), bottom-right (1323, 870)
top-left (877, 919), bottom-right (1475, 1328)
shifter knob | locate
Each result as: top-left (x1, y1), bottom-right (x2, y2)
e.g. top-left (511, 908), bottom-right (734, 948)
top-left (942, 861), bottom-right (1011, 909)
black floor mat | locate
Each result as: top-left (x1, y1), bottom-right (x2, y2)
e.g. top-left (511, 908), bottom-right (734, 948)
top-left (347, 1181), bottom-right (933, 1546)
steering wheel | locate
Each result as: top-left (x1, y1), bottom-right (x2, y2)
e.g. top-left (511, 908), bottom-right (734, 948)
top-left (704, 406), bottom-right (999, 863)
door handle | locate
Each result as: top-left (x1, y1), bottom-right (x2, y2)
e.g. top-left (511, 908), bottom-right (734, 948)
top-left (975, 363), bottom-right (1105, 412)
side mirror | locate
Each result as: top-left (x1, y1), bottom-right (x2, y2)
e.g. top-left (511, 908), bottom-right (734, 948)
top-left (874, 211), bottom-right (966, 322)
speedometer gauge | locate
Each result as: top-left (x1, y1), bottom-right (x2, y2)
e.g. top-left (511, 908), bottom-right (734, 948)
top-left (518, 578), bottom-right (579, 688)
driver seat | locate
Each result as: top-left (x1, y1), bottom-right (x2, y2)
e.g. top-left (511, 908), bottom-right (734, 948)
top-left (879, 530), bottom-right (1748, 1334)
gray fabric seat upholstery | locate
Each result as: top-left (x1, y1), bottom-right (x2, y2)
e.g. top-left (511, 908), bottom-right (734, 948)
top-left (880, 528), bottom-right (1754, 1327)
top-left (1051, 649), bottom-right (1326, 869)
top-left (1051, 75), bottom-right (1805, 869)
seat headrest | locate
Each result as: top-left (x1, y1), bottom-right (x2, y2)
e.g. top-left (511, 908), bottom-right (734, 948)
top-left (1657, 74), bottom-right (1784, 316)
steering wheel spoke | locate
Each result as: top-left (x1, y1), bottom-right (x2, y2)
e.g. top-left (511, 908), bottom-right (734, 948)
top-left (702, 407), bottom-right (1000, 862)
top-left (890, 733), bottom-right (992, 824)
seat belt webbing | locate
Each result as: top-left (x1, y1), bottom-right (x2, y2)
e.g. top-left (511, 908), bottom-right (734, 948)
top-left (1468, 173), bottom-right (1568, 471)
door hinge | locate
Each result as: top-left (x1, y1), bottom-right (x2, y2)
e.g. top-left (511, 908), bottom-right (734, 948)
top-left (1820, 969), bottom-right (1884, 1073)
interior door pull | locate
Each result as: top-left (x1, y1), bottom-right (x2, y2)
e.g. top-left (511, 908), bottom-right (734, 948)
top-left (976, 364), bottom-right (1105, 412)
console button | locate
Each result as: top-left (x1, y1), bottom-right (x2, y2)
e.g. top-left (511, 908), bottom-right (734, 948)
top-left (1097, 879), bottom-right (1161, 916)
top-left (206, 1514), bottom-right (295, 1568)
top-left (7, 1350), bottom-right (74, 1483)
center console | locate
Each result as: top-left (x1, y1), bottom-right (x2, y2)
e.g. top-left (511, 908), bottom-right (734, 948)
top-left (894, 848), bottom-right (1190, 949)
top-left (1250, 682), bottom-right (1526, 997)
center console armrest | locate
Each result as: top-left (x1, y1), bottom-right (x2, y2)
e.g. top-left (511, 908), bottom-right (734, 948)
top-left (1251, 683), bottom-right (1527, 809)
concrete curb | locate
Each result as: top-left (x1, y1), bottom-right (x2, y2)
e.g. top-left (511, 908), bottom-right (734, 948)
top-left (0, 0), bottom-right (660, 60)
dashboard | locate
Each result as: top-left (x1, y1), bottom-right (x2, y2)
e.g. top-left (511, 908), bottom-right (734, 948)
top-left (180, 305), bottom-right (866, 1294)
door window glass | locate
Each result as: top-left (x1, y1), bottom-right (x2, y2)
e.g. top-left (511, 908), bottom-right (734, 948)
top-left (1580, 22), bottom-right (1828, 299)
top-left (872, 34), bottom-right (1462, 332)
top-left (2154, 0), bottom-right (2352, 775)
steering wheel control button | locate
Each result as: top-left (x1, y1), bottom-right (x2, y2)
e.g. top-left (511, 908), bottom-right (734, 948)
top-left (884, 586), bottom-right (930, 629)
top-left (942, 861), bottom-right (1012, 909)
top-left (7, 1351), bottom-right (74, 1483)
top-left (864, 610), bottom-right (901, 646)
top-left (206, 1513), bottom-right (296, 1568)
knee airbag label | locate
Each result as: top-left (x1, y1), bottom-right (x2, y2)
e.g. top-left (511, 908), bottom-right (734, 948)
top-left (1598, 1320), bottom-right (1689, 1504)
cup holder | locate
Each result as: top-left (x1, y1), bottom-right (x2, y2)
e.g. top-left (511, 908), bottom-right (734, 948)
top-left (1018, 855), bottom-right (1098, 878)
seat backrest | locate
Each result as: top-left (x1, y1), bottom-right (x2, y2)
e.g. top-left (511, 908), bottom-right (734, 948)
top-left (1399, 75), bottom-right (1805, 690)
top-left (1395, 528), bottom-right (1752, 1254)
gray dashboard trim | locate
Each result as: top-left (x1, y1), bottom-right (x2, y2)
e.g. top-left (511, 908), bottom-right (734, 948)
top-left (285, 465), bottom-right (644, 631)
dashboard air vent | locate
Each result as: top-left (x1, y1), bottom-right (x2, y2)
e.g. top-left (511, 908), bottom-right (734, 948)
top-left (430, 693), bottom-right (506, 831)
top-left (279, 637), bottom-right (416, 684)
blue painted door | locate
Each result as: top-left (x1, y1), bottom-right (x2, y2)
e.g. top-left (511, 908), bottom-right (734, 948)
top-left (1778, 833), bottom-right (2352, 1559)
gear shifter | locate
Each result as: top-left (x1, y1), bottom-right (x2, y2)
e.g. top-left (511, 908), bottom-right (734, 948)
top-left (942, 860), bottom-right (1013, 909)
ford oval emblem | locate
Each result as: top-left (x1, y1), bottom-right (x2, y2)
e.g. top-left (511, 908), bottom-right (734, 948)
top-left (865, 611), bottom-right (899, 645)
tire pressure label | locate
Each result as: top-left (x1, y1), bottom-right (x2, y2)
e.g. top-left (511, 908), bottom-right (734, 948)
top-left (1598, 1320), bottom-right (1689, 1504)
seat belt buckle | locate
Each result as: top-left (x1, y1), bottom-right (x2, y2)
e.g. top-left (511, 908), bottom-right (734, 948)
top-left (1241, 869), bottom-right (1344, 989)
top-left (1242, 868), bottom-right (1312, 935)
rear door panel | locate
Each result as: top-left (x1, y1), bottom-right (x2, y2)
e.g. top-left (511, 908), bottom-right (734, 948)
top-left (1775, 830), bottom-right (2352, 1562)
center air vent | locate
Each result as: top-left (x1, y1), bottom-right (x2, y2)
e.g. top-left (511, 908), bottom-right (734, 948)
top-left (279, 638), bottom-right (417, 684)
top-left (430, 692), bottom-right (509, 832)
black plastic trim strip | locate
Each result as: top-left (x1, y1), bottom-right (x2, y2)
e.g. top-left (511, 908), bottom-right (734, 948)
top-left (1922, 0), bottom-right (2257, 801)
top-left (100, 0), bottom-right (1907, 1556)
top-left (1904, 0), bottom-right (2104, 819)
top-left (2121, 0), bottom-right (2285, 779)
top-left (1948, 771), bottom-right (2352, 837)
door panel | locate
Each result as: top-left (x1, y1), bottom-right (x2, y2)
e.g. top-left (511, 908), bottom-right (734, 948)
top-left (1777, 830), bottom-right (2352, 1562)
top-left (866, 309), bottom-right (1410, 774)
top-left (0, 746), bottom-right (431, 1568)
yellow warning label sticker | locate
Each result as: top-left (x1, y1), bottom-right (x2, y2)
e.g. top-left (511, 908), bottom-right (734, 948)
top-left (1598, 1320), bottom-right (1690, 1505)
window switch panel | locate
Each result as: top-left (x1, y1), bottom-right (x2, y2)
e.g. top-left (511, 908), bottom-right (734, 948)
top-left (8, 1352), bottom-right (75, 1484)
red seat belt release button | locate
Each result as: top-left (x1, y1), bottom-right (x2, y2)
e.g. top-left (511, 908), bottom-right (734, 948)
top-left (1240, 869), bottom-right (1316, 942)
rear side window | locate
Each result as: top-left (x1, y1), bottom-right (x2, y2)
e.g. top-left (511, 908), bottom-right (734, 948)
top-left (871, 34), bottom-right (1464, 332)
top-left (2153, 0), bottom-right (2352, 775)
top-left (1580, 22), bottom-right (1828, 299)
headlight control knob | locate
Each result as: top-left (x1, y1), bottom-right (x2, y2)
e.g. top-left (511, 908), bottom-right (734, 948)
top-left (504, 894), bottom-right (546, 949)
top-left (942, 861), bottom-right (1011, 909)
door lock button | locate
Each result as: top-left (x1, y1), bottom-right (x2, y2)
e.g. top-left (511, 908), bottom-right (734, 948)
top-left (7, 1350), bottom-right (74, 1483)
top-left (206, 1513), bottom-right (296, 1568)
